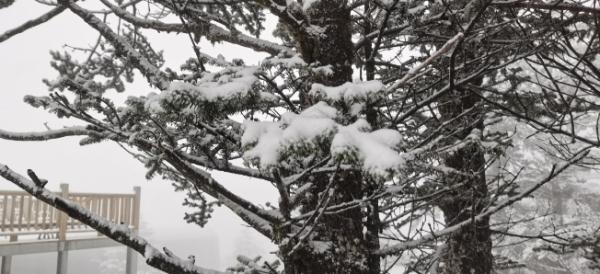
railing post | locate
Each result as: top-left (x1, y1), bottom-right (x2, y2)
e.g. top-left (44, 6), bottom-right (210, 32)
top-left (58, 184), bottom-right (69, 241)
top-left (1, 235), bottom-right (17, 274)
top-left (56, 242), bottom-right (68, 274)
top-left (57, 184), bottom-right (69, 274)
top-left (125, 186), bottom-right (140, 274)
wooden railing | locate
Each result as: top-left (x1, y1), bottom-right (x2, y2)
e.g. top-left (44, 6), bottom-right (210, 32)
top-left (0, 184), bottom-right (140, 239)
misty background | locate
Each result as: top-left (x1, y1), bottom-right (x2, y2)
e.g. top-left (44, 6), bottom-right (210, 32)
top-left (0, 2), bottom-right (277, 273)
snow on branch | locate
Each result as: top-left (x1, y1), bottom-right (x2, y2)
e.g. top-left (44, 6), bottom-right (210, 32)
top-left (375, 147), bottom-right (591, 256)
top-left (0, 126), bottom-right (101, 141)
top-left (146, 66), bottom-right (265, 111)
top-left (0, 164), bottom-right (228, 274)
top-left (330, 119), bottom-right (406, 176)
top-left (63, 1), bottom-right (170, 90)
top-left (310, 80), bottom-right (385, 103)
top-left (241, 102), bottom-right (408, 176)
top-left (242, 102), bottom-right (338, 168)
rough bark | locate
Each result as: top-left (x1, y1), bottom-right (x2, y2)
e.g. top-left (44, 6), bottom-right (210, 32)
top-left (438, 84), bottom-right (493, 274)
top-left (431, 0), bottom-right (494, 270)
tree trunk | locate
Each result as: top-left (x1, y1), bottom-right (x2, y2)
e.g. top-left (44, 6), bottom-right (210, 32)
top-left (432, 0), bottom-right (494, 270)
top-left (438, 85), bottom-right (493, 274)
top-left (276, 2), bottom-right (374, 274)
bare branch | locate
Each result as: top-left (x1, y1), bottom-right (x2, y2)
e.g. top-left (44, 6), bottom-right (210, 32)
top-left (0, 6), bottom-right (67, 43)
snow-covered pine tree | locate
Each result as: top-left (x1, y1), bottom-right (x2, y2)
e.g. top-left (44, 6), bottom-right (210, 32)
top-left (1, 1), bottom-right (600, 273)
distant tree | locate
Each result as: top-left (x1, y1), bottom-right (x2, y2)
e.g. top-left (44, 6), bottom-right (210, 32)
top-left (1, 1), bottom-right (600, 273)
top-left (489, 119), bottom-right (600, 273)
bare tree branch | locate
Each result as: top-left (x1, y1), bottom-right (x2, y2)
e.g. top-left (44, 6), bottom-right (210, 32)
top-left (0, 5), bottom-right (67, 43)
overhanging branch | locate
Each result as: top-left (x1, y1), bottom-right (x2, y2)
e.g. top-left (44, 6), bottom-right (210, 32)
top-left (100, 0), bottom-right (292, 56)
top-left (0, 126), bottom-right (101, 141)
top-left (0, 164), bottom-right (228, 274)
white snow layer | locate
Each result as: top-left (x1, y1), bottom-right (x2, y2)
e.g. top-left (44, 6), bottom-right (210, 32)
top-left (310, 80), bottom-right (384, 102)
top-left (242, 102), bottom-right (405, 176)
top-left (242, 102), bottom-right (338, 167)
top-left (262, 55), bottom-right (307, 68)
top-left (144, 66), bottom-right (261, 113)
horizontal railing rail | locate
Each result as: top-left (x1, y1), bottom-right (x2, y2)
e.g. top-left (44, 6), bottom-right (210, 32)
top-left (0, 185), bottom-right (140, 240)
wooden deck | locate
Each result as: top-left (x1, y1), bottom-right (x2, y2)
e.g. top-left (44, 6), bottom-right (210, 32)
top-left (0, 184), bottom-right (140, 274)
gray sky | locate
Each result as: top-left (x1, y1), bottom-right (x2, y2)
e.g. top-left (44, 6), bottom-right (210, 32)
top-left (0, 2), bottom-right (277, 272)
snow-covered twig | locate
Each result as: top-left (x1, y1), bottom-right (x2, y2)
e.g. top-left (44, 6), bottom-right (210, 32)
top-left (64, 1), bottom-right (170, 90)
top-left (0, 126), bottom-right (101, 141)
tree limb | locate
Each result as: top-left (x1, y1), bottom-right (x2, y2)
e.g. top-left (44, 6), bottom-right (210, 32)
top-left (0, 163), bottom-right (228, 274)
top-left (491, 0), bottom-right (600, 15)
top-left (63, 1), bottom-right (170, 90)
top-left (100, 0), bottom-right (292, 56)
top-left (0, 5), bottom-right (67, 43)
top-left (0, 126), bottom-right (100, 141)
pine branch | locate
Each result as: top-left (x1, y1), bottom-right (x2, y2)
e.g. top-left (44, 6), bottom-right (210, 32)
top-left (63, 1), bottom-right (170, 90)
top-left (163, 150), bottom-right (281, 239)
